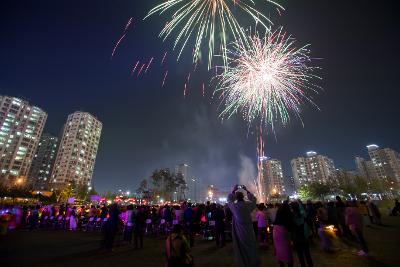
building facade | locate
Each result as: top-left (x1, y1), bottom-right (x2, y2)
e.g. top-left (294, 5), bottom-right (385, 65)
top-left (355, 156), bottom-right (376, 182)
top-left (187, 176), bottom-right (201, 203)
top-left (0, 96), bottom-right (47, 186)
top-left (175, 163), bottom-right (193, 201)
top-left (284, 176), bottom-right (296, 196)
top-left (291, 151), bottom-right (336, 189)
top-left (28, 133), bottom-right (58, 190)
top-left (365, 144), bottom-right (400, 182)
top-left (259, 157), bottom-right (285, 199)
top-left (50, 112), bottom-right (102, 189)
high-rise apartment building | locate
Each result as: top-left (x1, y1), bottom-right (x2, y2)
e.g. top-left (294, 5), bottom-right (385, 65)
top-left (259, 157), bottom-right (285, 198)
top-left (0, 96), bottom-right (47, 186)
top-left (355, 156), bottom-right (376, 182)
top-left (291, 151), bottom-right (336, 189)
top-left (50, 112), bottom-right (102, 189)
top-left (365, 144), bottom-right (400, 182)
top-left (28, 133), bottom-right (58, 190)
top-left (175, 163), bottom-right (191, 200)
top-left (187, 177), bottom-right (201, 202)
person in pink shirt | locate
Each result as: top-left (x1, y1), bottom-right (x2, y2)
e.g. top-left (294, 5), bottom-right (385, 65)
top-left (345, 200), bottom-right (369, 256)
top-left (256, 203), bottom-right (268, 246)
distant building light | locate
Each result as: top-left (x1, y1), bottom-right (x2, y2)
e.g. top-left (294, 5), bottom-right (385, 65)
top-left (218, 197), bottom-right (227, 203)
top-left (366, 144), bottom-right (379, 150)
top-left (259, 156), bottom-right (269, 161)
top-left (306, 151), bottom-right (317, 157)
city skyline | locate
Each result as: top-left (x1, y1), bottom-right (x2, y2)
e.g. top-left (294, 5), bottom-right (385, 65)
top-left (1, 0), bottom-right (399, 193)
top-left (1, 93), bottom-right (398, 194)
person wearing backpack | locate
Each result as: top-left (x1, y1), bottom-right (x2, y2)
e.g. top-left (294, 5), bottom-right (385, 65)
top-left (166, 224), bottom-right (193, 267)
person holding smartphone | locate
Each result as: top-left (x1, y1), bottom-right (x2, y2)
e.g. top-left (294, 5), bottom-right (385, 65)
top-left (228, 185), bottom-right (259, 267)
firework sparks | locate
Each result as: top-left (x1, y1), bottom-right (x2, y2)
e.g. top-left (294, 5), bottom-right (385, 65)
top-left (130, 61), bottom-right (140, 76)
top-left (111, 17), bottom-right (134, 59)
top-left (161, 52), bottom-right (168, 65)
top-left (124, 17), bottom-right (133, 31)
top-left (111, 33), bottom-right (126, 59)
top-left (145, 0), bottom-right (283, 68)
top-left (137, 63), bottom-right (146, 77)
top-left (184, 83), bottom-right (187, 97)
top-left (162, 71), bottom-right (169, 87)
top-left (145, 57), bottom-right (154, 74)
top-left (216, 29), bottom-right (320, 128)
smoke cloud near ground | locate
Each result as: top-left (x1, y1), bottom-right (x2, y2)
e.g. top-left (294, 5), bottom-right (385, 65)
top-left (238, 154), bottom-right (257, 194)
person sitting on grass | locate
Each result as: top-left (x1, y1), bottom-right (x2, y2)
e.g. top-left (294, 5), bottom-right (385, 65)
top-left (166, 224), bottom-right (193, 267)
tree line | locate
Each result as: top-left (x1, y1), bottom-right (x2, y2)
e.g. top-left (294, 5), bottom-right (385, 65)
top-left (297, 173), bottom-right (399, 200)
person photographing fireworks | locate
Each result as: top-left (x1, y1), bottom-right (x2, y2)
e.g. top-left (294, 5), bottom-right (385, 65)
top-left (228, 185), bottom-right (259, 267)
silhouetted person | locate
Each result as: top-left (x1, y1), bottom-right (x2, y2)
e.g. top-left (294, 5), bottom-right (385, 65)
top-left (291, 202), bottom-right (313, 267)
top-left (212, 203), bottom-right (226, 247)
top-left (102, 204), bottom-right (120, 251)
top-left (134, 206), bottom-right (145, 249)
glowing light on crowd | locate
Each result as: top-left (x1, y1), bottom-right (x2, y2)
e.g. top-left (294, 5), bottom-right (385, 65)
top-left (216, 28), bottom-right (320, 128)
top-left (145, 0), bottom-right (284, 68)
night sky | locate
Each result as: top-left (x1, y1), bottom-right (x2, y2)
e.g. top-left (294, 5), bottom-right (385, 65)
top-left (1, 0), bottom-right (399, 193)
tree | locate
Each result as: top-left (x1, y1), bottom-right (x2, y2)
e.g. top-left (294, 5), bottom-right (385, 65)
top-left (88, 187), bottom-right (98, 196)
top-left (174, 173), bottom-right (187, 201)
top-left (298, 185), bottom-right (312, 200)
top-left (335, 171), bottom-right (356, 196)
top-left (76, 184), bottom-right (89, 200)
top-left (0, 184), bottom-right (9, 198)
top-left (351, 176), bottom-right (369, 198)
top-left (48, 192), bottom-right (58, 203)
top-left (309, 182), bottom-right (331, 200)
top-left (102, 191), bottom-right (117, 200)
top-left (150, 169), bottom-right (187, 201)
top-left (136, 179), bottom-right (148, 194)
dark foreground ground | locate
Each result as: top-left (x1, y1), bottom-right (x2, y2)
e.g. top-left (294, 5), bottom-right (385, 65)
top-left (1, 216), bottom-right (399, 267)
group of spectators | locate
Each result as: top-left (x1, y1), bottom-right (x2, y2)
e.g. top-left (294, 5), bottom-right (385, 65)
top-left (227, 185), bottom-right (389, 267)
top-left (0, 192), bottom-right (398, 267)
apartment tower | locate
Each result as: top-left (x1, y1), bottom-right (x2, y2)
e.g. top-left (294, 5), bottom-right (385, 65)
top-left (291, 151), bottom-right (336, 189)
top-left (28, 133), bottom-right (58, 190)
top-left (50, 112), bottom-right (102, 189)
top-left (0, 96), bottom-right (47, 186)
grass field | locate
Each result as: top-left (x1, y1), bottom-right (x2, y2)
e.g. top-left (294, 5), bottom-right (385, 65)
top-left (1, 216), bottom-right (399, 267)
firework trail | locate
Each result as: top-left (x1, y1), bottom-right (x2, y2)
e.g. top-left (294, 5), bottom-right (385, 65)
top-left (137, 63), bottom-right (146, 77)
top-left (130, 61), bottom-right (140, 76)
top-left (111, 17), bottom-right (133, 59)
top-left (111, 33), bottom-right (126, 59)
top-left (125, 17), bottom-right (133, 31)
top-left (255, 128), bottom-right (265, 202)
top-left (145, 0), bottom-right (284, 68)
top-left (202, 83), bottom-right (205, 97)
top-left (161, 52), bottom-right (168, 65)
top-left (145, 57), bottom-right (154, 74)
top-left (216, 28), bottom-right (320, 129)
top-left (162, 71), bottom-right (169, 87)
top-left (184, 83), bottom-right (187, 97)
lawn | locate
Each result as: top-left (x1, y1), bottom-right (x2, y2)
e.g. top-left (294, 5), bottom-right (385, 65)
top-left (0, 216), bottom-right (399, 267)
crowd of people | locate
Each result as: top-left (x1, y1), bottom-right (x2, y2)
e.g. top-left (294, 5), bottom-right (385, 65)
top-left (0, 191), bottom-right (398, 267)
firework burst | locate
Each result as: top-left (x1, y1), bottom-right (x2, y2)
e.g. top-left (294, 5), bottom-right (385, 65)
top-left (145, 0), bottom-right (283, 68)
top-left (216, 28), bottom-right (320, 129)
